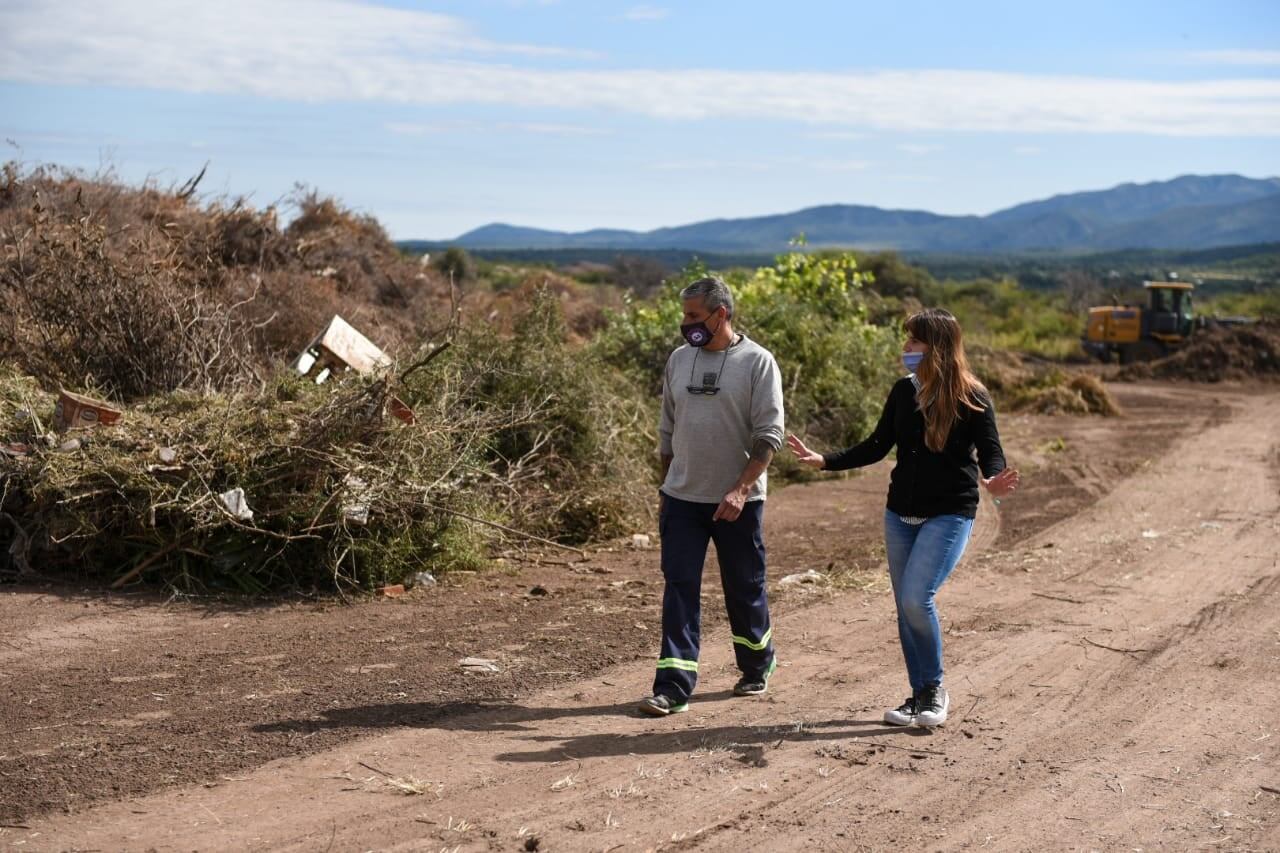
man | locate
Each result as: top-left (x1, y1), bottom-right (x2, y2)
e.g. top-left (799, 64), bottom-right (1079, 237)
top-left (640, 276), bottom-right (785, 716)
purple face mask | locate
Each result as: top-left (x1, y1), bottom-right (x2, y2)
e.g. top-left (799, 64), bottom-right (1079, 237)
top-left (681, 313), bottom-right (720, 348)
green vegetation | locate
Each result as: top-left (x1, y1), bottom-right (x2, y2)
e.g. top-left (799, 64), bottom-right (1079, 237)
top-left (1, 161), bottom-right (1144, 596)
top-left (1198, 288), bottom-right (1280, 319)
top-left (596, 251), bottom-right (902, 476)
top-left (0, 290), bottom-right (653, 593)
top-left (940, 278), bottom-right (1085, 360)
top-left (0, 164), bottom-right (650, 593)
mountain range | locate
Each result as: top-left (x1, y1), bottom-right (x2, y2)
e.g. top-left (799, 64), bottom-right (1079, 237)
top-left (447, 175), bottom-right (1280, 254)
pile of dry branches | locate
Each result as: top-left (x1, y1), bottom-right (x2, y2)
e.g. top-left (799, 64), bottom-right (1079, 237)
top-left (0, 296), bottom-right (653, 593)
top-left (0, 369), bottom-right (487, 592)
top-left (0, 163), bottom-right (656, 593)
top-left (0, 162), bottom-right (454, 397)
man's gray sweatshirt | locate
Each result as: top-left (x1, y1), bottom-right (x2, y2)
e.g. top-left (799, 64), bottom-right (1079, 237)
top-left (658, 334), bottom-right (785, 504)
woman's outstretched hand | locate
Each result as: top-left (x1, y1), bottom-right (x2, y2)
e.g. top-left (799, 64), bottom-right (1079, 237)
top-left (786, 434), bottom-right (826, 470)
top-left (982, 467), bottom-right (1021, 498)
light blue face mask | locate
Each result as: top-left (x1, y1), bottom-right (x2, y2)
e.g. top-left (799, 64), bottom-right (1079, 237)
top-left (902, 351), bottom-right (925, 373)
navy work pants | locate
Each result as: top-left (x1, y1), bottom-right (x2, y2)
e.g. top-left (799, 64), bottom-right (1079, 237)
top-left (652, 493), bottom-right (775, 703)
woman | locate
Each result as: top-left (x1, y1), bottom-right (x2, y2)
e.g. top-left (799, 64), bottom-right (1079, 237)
top-left (787, 309), bottom-right (1019, 728)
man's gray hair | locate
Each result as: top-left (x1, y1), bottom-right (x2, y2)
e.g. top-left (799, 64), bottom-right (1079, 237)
top-left (680, 276), bottom-right (735, 319)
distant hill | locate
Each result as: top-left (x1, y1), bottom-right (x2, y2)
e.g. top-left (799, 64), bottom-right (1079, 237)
top-left (444, 175), bottom-right (1280, 253)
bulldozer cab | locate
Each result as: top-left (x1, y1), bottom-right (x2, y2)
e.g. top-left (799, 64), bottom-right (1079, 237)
top-left (1145, 282), bottom-right (1194, 342)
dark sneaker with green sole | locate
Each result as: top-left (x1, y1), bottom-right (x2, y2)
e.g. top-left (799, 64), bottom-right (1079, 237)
top-left (639, 694), bottom-right (689, 716)
top-left (733, 657), bottom-right (778, 696)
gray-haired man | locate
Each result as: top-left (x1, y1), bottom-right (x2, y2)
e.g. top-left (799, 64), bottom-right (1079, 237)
top-left (640, 276), bottom-right (785, 716)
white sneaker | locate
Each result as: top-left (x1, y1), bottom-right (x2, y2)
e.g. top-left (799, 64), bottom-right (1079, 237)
top-left (883, 695), bottom-right (919, 726)
top-left (915, 686), bottom-right (949, 727)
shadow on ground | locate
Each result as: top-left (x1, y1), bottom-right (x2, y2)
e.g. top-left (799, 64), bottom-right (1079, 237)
top-left (255, 692), bottom-right (936, 763)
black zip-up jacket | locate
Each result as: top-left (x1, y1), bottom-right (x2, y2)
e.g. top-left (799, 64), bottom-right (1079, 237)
top-left (822, 377), bottom-right (1006, 519)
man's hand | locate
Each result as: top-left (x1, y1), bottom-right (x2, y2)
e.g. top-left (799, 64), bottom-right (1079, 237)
top-left (713, 486), bottom-right (749, 522)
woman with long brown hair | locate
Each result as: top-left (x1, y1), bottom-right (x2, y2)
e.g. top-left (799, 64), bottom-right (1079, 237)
top-left (787, 308), bottom-right (1020, 727)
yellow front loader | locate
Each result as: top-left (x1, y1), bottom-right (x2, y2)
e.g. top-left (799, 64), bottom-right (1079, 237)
top-left (1083, 281), bottom-right (1195, 364)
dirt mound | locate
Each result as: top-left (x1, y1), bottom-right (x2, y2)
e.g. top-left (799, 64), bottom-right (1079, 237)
top-left (1117, 320), bottom-right (1280, 383)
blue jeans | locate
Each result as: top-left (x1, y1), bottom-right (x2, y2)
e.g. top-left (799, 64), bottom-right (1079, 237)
top-left (883, 510), bottom-right (974, 691)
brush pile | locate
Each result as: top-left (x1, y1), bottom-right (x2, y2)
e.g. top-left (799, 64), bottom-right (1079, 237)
top-left (0, 164), bottom-right (654, 592)
top-left (1, 370), bottom-right (487, 592)
top-left (1007, 372), bottom-right (1121, 416)
top-left (0, 162), bottom-right (453, 396)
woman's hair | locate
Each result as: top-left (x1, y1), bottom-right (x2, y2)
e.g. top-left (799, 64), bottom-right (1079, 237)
top-left (905, 308), bottom-right (988, 452)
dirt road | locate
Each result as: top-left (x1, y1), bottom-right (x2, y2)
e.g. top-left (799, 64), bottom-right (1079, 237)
top-left (4, 382), bottom-right (1278, 851)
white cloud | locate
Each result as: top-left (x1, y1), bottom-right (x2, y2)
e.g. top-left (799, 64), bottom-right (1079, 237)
top-left (3, 1), bottom-right (1279, 137)
top-left (0, 0), bottom-right (595, 71)
top-left (1189, 49), bottom-right (1280, 67)
top-left (624, 5), bottom-right (670, 21)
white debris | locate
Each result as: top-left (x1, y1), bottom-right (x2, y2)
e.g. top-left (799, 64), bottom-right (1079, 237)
top-left (1141, 529), bottom-right (1161, 539)
top-left (631, 533), bottom-right (652, 550)
top-left (780, 569), bottom-right (826, 586)
top-left (409, 571), bottom-right (437, 589)
top-left (219, 487), bottom-right (254, 522)
top-left (341, 474), bottom-right (372, 526)
top-left (458, 657), bottom-right (500, 673)
top-left (158, 447), bottom-right (177, 464)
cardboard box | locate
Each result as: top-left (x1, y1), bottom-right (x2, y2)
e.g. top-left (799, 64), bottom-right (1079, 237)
top-left (294, 316), bottom-right (416, 425)
top-left (54, 390), bottom-right (123, 432)
top-left (295, 315), bottom-right (392, 381)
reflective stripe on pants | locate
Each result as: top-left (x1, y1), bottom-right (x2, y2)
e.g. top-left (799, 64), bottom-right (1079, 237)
top-left (652, 493), bottom-right (774, 703)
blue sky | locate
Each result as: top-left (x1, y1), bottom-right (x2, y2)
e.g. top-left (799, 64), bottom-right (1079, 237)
top-left (2, 0), bottom-right (1278, 238)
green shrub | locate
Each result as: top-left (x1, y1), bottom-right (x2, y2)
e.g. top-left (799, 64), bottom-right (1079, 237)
top-left (942, 278), bottom-right (1085, 360)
